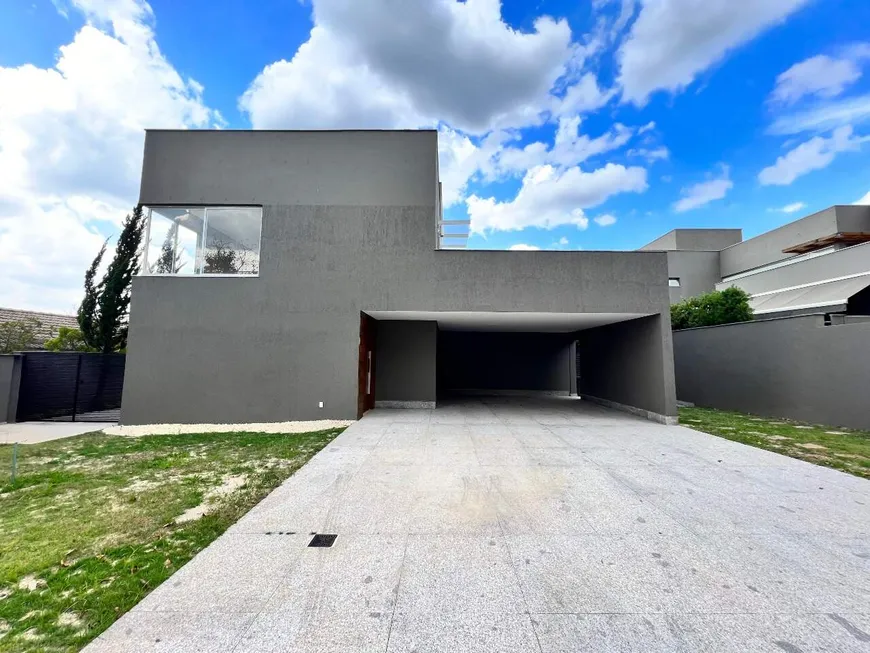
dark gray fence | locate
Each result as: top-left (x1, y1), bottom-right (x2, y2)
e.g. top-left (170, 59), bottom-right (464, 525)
top-left (673, 314), bottom-right (870, 430)
top-left (17, 352), bottom-right (126, 422)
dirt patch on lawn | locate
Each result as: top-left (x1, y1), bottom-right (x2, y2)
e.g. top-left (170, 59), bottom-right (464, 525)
top-left (175, 475), bottom-right (248, 524)
top-left (796, 443), bottom-right (828, 451)
top-left (17, 575), bottom-right (46, 592)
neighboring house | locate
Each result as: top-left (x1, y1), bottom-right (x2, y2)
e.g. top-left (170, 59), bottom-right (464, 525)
top-left (0, 307), bottom-right (78, 349)
top-left (121, 129), bottom-right (678, 426)
top-left (643, 209), bottom-right (870, 431)
top-left (640, 205), bottom-right (870, 319)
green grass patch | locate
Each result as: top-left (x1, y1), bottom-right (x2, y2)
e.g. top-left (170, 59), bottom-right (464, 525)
top-left (679, 406), bottom-right (870, 479)
top-left (0, 427), bottom-right (343, 652)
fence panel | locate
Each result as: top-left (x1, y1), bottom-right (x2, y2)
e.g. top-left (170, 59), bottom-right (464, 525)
top-left (16, 352), bottom-right (125, 422)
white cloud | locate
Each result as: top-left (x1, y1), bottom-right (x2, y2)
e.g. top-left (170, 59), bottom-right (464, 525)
top-left (594, 214), bottom-right (617, 226)
top-left (558, 236), bottom-right (569, 246)
top-left (437, 127), bottom-right (488, 208)
top-left (551, 73), bottom-right (616, 116)
top-left (240, 0), bottom-right (656, 215)
top-left (769, 48), bottom-right (869, 106)
top-left (855, 190), bottom-right (870, 205)
top-left (0, 0), bottom-right (220, 311)
top-left (673, 166), bottom-right (733, 212)
top-left (618, 0), bottom-right (810, 104)
top-left (242, 0), bottom-right (575, 134)
top-left (549, 116), bottom-right (633, 167)
top-left (758, 126), bottom-right (868, 186)
top-left (239, 26), bottom-right (423, 131)
top-left (467, 163), bottom-right (647, 233)
top-left (437, 117), bottom-right (645, 209)
top-left (508, 243), bottom-right (541, 251)
top-left (767, 93), bottom-right (870, 136)
top-left (768, 201), bottom-right (807, 214)
top-left (482, 117), bottom-right (637, 182)
top-left (627, 146), bottom-right (669, 162)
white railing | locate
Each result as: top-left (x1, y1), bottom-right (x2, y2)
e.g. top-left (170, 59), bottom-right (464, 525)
top-left (437, 219), bottom-right (470, 250)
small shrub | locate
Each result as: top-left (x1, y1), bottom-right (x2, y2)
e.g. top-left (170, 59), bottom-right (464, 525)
top-left (671, 287), bottom-right (753, 330)
top-left (0, 318), bottom-right (41, 353)
top-left (44, 326), bottom-right (94, 352)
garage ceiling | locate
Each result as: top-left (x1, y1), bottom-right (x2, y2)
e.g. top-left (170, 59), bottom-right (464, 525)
top-left (364, 311), bottom-right (650, 332)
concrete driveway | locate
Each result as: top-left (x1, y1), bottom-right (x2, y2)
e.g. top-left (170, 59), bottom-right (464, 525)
top-left (86, 397), bottom-right (870, 652)
top-left (0, 421), bottom-right (109, 444)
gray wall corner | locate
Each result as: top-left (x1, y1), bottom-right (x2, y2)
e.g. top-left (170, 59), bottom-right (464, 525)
top-left (0, 354), bottom-right (23, 423)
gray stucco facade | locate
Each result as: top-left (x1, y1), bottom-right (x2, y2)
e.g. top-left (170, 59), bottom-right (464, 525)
top-left (673, 315), bottom-right (870, 431)
top-left (121, 129), bottom-right (677, 425)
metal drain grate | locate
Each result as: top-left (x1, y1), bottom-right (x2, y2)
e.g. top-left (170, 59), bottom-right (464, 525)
top-left (308, 534), bottom-right (338, 548)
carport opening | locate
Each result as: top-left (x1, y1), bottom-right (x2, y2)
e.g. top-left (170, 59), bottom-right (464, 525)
top-left (362, 311), bottom-right (666, 412)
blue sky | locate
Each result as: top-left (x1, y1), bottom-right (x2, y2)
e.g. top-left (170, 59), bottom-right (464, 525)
top-left (2, 0), bottom-right (870, 311)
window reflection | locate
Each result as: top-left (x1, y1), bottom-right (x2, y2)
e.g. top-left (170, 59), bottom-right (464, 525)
top-left (142, 207), bottom-right (261, 276)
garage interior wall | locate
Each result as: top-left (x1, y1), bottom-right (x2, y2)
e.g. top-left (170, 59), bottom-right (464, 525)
top-left (576, 315), bottom-right (676, 418)
top-left (374, 320), bottom-right (437, 405)
top-left (437, 331), bottom-right (574, 396)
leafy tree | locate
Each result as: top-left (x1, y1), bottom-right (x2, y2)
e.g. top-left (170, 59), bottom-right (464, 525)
top-left (44, 327), bottom-right (93, 352)
top-left (151, 223), bottom-right (184, 274)
top-left (203, 239), bottom-right (252, 274)
top-left (671, 287), bottom-right (754, 330)
top-left (78, 205), bottom-right (147, 353)
top-left (0, 318), bottom-right (41, 353)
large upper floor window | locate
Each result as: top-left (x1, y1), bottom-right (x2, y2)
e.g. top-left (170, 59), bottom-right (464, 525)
top-left (141, 206), bottom-right (262, 276)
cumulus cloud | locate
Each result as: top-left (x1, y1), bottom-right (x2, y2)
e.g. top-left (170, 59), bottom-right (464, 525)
top-left (242, 0), bottom-right (574, 134)
top-left (769, 47), bottom-right (869, 106)
top-left (467, 163), bottom-right (647, 233)
top-left (239, 26), bottom-right (422, 131)
top-left (856, 190), bottom-right (870, 205)
top-left (673, 166), bottom-right (733, 212)
top-left (0, 0), bottom-right (220, 311)
top-left (618, 0), bottom-right (810, 104)
top-left (508, 243), bottom-right (541, 251)
top-left (594, 214), bottom-right (617, 226)
top-left (239, 0), bottom-right (649, 216)
top-left (758, 126), bottom-right (869, 186)
top-left (436, 117), bottom-right (646, 209)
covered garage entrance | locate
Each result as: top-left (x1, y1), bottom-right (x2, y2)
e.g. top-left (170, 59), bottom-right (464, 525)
top-left (363, 311), bottom-right (676, 424)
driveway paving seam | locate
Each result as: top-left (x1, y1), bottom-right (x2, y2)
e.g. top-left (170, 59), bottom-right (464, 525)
top-left (383, 534), bottom-right (411, 653)
top-left (497, 507), bottom-right (545, 653)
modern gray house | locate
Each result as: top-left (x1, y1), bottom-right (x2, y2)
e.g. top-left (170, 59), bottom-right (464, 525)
top-left (641, 205), bottom-right (870, 319)
top-left (121, 129), bottom-right (678, 425)
top-left (642, 207), bottom-right (870, 431)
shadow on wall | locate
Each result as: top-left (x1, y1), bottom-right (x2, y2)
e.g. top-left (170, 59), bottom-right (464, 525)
top-left (436, 331), bottom-right (574, 398)
top-left (576, 314), bottom-right (675, 419)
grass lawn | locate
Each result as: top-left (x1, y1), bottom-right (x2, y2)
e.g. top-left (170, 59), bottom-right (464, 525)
top-left (0, 427), bottom-right (343, 652)
top-left (679, 406), bottom-right (870, 479)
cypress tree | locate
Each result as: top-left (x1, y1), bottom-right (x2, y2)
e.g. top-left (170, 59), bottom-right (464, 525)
top-left (77, 205), bottom-right (147, 353)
